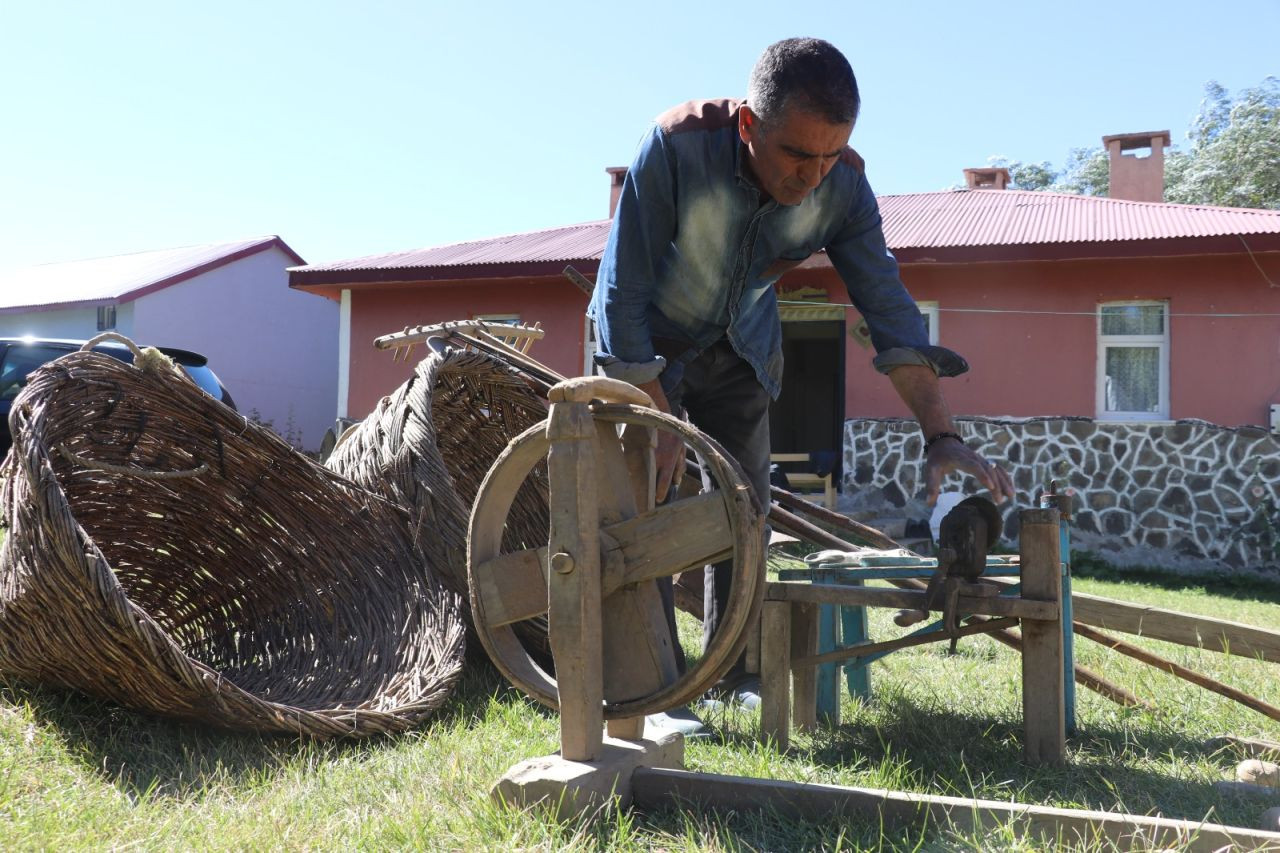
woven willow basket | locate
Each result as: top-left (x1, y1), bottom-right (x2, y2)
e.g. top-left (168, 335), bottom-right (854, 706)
top-left (325, 343), bottom-right (551, 607)
top-left (0, 337), bottom-right (465, 738)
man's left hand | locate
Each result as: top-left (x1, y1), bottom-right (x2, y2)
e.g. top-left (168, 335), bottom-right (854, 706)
top-left (923, 437), bottom-right (1014, 506)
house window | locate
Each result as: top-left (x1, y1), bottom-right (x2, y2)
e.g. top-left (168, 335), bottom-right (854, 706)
top-left (1097, 301), bottom-right (1169, 420)
top-left (473, 313), bottom-right (519, 325)
top-left (917, 302), bottom-right (940, 345)
top-left (96, 305), bottom-right (116, 331)
top-left (584, 315), bottom-right (598, 376)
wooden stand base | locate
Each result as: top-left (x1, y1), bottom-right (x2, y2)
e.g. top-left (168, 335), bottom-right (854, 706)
top-left (491, 728), bottom-right (684, 819)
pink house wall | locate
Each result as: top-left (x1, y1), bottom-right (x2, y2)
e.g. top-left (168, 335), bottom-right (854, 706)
top-left (806, 252), bottom-right (1280, 427)
top-left (346, 278), bottom-right (589, 418)
top-left (131, 246), bottom-right (339, 450)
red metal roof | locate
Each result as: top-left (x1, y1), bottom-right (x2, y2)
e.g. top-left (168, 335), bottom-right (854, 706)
top-left (0, 236), bottom-right (304, 314)
top-left (289, 191), bottom-right (1280, 286)
top-left (297, 221), bottom-right (612, 273)
top-left (880, 189), bottom-right (1280, 248)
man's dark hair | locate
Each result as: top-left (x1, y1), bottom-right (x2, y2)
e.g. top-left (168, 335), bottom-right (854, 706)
top-left (747, 37), bottom-right (860, 129)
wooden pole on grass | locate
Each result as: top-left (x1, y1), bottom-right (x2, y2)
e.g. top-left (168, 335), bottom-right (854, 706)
top-left (1072, 622), bottom-right (1280, 723)
top-left (1019, 509), bottom-right (1066, 766)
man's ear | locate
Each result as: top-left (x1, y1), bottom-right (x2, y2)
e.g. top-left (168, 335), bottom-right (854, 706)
top-left (739, 105), bottom-right (760, 146)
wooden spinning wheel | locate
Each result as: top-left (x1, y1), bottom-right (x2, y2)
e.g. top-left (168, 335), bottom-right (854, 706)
top-left (467, 377), bottom-right (764, 759)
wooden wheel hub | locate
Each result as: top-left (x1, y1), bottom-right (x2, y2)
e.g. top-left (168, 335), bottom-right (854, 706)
top-left (467, 377), bottom-right (765, 759)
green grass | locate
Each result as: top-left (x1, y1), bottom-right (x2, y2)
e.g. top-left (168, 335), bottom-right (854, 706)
top-left (1, 542), bottom-right (1278, 850)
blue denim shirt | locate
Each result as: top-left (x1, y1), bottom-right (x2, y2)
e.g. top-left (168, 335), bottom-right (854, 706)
top-left (589, 99), bottom-right (966, 399)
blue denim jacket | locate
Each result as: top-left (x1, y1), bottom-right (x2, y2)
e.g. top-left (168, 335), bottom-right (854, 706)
top-left (589, 99), bottom-right (966, 399)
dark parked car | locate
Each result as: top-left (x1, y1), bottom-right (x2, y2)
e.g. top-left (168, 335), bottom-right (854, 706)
top-left (0, 337), bottom-right (236, 457)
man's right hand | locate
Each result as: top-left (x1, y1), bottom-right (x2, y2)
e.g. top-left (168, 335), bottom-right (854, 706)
top-left (636, 379), bottom-right (685, 502)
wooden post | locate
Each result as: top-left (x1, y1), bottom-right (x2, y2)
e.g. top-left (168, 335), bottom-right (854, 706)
top-left (760, 600), bottom-right (792, 749)
top-left (815, 599), bottom-right (841, 725)
top-left (791, 602), bottom-right (819, 732)
top-left (840, 578), bottom-right (871, 701)
top-left (1019, 508), bottom-right (1066, 766)
top-left (546, 400), bottom-right (604, 761)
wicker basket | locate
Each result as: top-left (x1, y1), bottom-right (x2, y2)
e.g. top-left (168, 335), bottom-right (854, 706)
top-left (324, 343), bottom-right (551, 602)
top-left (0, 336), bottom-right (465, 738)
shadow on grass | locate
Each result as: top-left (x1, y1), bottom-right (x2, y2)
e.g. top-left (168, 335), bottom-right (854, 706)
top-left (1, 660), bottom-right (523, 801)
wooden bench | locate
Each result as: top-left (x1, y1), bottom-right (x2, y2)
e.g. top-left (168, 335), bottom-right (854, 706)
top-left (758, 508), bottom-right (1068, 766)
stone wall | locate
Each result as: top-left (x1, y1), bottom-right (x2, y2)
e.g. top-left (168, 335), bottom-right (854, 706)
top-left (843, 416), bottom-right (1280, 577)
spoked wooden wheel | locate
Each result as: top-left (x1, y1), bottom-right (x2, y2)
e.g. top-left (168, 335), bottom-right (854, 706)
top-left (467, 377), bottom-right (765, 726)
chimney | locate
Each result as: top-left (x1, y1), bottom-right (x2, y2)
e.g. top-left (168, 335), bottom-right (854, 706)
top-left (606, 167), bottom-right (627, 217)
top-left (963, 167), bottom-right (1011, 190)
top-left (1102, 130), bottom-right (1171, 202)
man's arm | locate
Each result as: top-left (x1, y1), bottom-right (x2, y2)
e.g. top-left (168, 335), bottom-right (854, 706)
top-left (828, 169), bottom-right (1012, 504)
top-left (590, 126), bottom-right (685, 500)
top-left (888, 365), bottom-right (1013, 505)
top-left (590, 125), bottom-right (678, 386)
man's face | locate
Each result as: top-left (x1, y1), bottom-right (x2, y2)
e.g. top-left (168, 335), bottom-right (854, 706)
top-left (739, 104), bottom-right (854, 206)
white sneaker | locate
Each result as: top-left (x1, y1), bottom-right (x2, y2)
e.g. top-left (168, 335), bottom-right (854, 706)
top-left (645, 707), bottom-right (713, 738)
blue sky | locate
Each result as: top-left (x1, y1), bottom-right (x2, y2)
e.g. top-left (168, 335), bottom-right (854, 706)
top-left (2, 0), bottom-right (1277, 273)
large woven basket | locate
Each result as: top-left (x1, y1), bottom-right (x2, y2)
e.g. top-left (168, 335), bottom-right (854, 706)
top-left (0, 337), bottom-right (465, 738)
top-left (325, 343), bottom-right (550, 624)
top-left (322, 340), bottom-right (547, 596)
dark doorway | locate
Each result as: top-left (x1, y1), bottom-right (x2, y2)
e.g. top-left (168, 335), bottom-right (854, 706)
top-left (769, 319), bottom-right (845, 487)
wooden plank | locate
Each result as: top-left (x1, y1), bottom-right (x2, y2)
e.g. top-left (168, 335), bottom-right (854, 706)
top-left (605, 717), bottom-right (645, 740)
top-left (631, 768), bottom-right (1280, 852)
top-left (619, 420), bottom-right (656, 519)
top-left (546, 400), bottom-right (603, 762)
top-left (1019, 508), bottom-right (1066, 767)
top-left (790, 602), bottom-right (819, 733)
top-left (1071, 592), bottom-right (1280, 664)
top-left (473, 491), bottom-right (734, 627)
top-left (759, 600), bottom-right (792, 750)
top-left (1073, 622), bottom-right (1280, 723)
top-left (610, 493), bottom-right (734, 589)
top-left (765, 581), bottom-right (1057, 622)
top-left (595, 421), bottom-right (678, 728)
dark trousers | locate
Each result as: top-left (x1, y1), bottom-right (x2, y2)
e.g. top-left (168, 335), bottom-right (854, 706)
top-left (664, 340), bottom-right (772, 683)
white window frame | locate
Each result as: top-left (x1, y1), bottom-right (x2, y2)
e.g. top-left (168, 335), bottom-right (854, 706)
top-left (917, 302), bottom-right (940, 345)
top-left (584, 314), bottom-right (598, 376)
top-left (1096, 300), bottom-right (1169, 421)
top-left (472, 312), bottom-right (520, 326)
top-left (96, 304), bottom-right (116, 331)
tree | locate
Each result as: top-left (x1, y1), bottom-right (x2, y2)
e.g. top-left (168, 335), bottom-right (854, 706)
top-left (1163, 77), bottom-right (1280, 209)
top-left (982, 78), bottom-right (1280, 209)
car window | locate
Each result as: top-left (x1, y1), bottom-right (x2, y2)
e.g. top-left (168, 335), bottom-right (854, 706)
top-left (0, 345), bottom-right (72, 400)
top-left (182, 365), bottom-right (228, 401)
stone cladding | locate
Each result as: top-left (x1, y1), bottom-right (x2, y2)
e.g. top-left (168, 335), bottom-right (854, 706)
top-left (843, 417), bottom-right (1280, 577)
